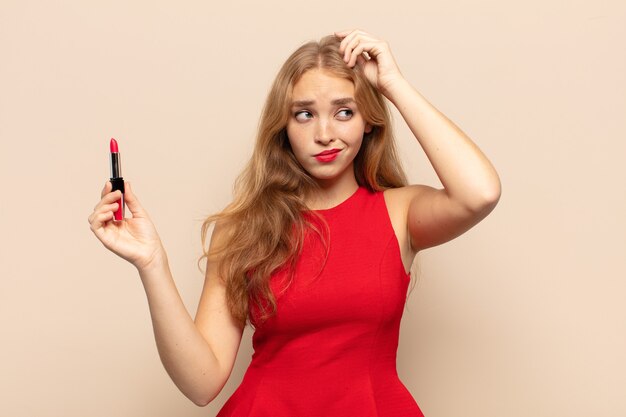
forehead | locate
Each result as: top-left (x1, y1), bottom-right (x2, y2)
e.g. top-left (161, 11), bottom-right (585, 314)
top-left (291, 69), bottom-right (355, 101)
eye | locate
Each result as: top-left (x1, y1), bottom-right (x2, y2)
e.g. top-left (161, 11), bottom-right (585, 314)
top-left (336, 109), bottom-right (353, 120)
top-left (294, 110), bottom-right (313, 122)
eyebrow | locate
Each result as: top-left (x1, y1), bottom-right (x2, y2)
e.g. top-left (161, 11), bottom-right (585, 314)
top-left (291, 97), bottom-right (355, 107)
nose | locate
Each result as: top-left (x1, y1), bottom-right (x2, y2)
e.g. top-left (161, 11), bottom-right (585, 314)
top-left (314, 118), bottom-right (335, 145)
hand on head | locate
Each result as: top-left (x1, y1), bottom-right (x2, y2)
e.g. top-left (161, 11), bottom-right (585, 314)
top-left (334, 29), bottom-right (404, 95)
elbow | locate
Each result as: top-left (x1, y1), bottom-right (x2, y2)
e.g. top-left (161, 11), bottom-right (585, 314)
top-left (185, 362), bottom-right (232, 407)
top-left (188, 376), bottom-right (227, 407)
top-left (190, 391), bottom-right (217, 407)
top-left (192, 398), bottom-right (210, 407)
top-left (166, 379), bottom-right (219, 407)
top-left (482, 181), bottom-right (502, 211)
top-left (193, 398), bottom-right (211, 408)
top-left (467, 179), bottom-right (502, 216)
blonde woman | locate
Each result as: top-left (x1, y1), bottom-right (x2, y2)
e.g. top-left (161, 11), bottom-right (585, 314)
top-left (88, 29), bottom-right (501, 416)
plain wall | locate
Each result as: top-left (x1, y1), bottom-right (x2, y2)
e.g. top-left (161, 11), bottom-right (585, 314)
top-left (1, 1), bottom-right (624, 416)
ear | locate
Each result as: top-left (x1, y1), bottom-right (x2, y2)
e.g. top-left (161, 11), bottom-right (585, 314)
top-left (364, 123), bottom-right (373, 134)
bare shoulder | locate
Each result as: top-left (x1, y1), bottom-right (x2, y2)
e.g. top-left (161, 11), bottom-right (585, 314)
top-left (205, 220), bottom-right (232, 261)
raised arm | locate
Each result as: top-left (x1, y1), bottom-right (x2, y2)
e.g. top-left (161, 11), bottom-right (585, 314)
top-left (88, 181), bottom-right (244, 405)
top-left (337, 29), bottom-right (501, 251)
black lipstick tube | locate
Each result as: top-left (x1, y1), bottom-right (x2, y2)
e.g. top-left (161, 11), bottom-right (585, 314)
top-left (109, 149), bottom-right (125, 221)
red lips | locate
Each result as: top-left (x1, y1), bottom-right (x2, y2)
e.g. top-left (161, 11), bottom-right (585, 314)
top-left (315, 148), bottom-right (341, 156)
top-left (315, 148), bottom-right (341, 163)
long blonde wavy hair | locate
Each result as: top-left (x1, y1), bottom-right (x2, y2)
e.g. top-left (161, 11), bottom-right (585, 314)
top-left (199, 35), bottom-right (408, 328)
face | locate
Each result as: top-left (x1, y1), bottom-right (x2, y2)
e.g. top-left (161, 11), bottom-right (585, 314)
top-left (286, 68), bottom-right (371, 187)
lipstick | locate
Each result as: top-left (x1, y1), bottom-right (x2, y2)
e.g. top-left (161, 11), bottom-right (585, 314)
top-left (109, 138), bottom-right (125, 221)
top-left (315, 149), bottom-right (341, 162)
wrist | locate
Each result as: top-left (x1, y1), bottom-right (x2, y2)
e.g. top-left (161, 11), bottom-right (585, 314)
top-left (379, 75), bottom-right (411, 101)
top-left (136, 246), bottom-right (169, 275)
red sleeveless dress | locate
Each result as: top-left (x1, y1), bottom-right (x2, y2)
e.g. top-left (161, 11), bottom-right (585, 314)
top-left (216, 186), bottom-right (424, 416)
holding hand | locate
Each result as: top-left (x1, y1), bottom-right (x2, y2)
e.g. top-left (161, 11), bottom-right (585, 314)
top-left (335, 29), bottom-right (405, 96)
top-left (88, 181), bottom-right (166, 271)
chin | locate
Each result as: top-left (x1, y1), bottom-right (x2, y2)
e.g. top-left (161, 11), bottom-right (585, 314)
top-left (310, 171), bottom-right (349, 184)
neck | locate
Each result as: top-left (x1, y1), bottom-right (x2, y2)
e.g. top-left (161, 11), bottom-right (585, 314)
top-left (305, 171), bottom-right (359, 210)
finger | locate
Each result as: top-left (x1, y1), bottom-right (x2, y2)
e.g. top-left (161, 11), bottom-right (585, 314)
top-left (342, 34), bottom-right (377, 64)
top-left (347, 42), bottom-right (376, 67)
top-left (349, 38), bottom-right (386, 67)
top-left (334, 29), bottom-right (359, 43)
top-left (93, 190), bottom-right (122, 211)
top-left (89, 209), bottom-right (115, 234)
top-left (334, 29), bottom-right (351, 38)
top-left (89, 202), bottom-right (119, 225)
top-left (338, 29), bottom-right (375, 55)
top-left (124, 181), bottom-right (149, 219)
top-left (356, 54), bottom-right (368, 67)
top-left (101, 181), bottom-right (112, 198)
top-left (338, 29), bottom-right (363, 55)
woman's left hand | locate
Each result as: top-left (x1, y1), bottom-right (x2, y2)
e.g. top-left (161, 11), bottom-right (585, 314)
top-left (335, 29), bottom-right (404, 95)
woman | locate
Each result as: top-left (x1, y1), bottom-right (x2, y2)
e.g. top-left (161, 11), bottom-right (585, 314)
top-left (88, 29), bottom-right (501, 416)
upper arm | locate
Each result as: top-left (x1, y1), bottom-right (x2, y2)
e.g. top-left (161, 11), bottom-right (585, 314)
top-left (401, 184), bottom-right (499, 252)
top-left (194, 222), bottom-right (245, 390)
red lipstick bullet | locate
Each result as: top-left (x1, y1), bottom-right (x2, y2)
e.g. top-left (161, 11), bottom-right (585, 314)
top-left (109, 138), bottom-right (125, 221)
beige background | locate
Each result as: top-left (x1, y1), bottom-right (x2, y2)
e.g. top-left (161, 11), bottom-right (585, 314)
top-left (1, 1), bottom-right (624, 416)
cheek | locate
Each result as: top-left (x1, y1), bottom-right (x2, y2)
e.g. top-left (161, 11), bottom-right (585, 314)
top-left (338, 124), bottom-right (366, 145)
